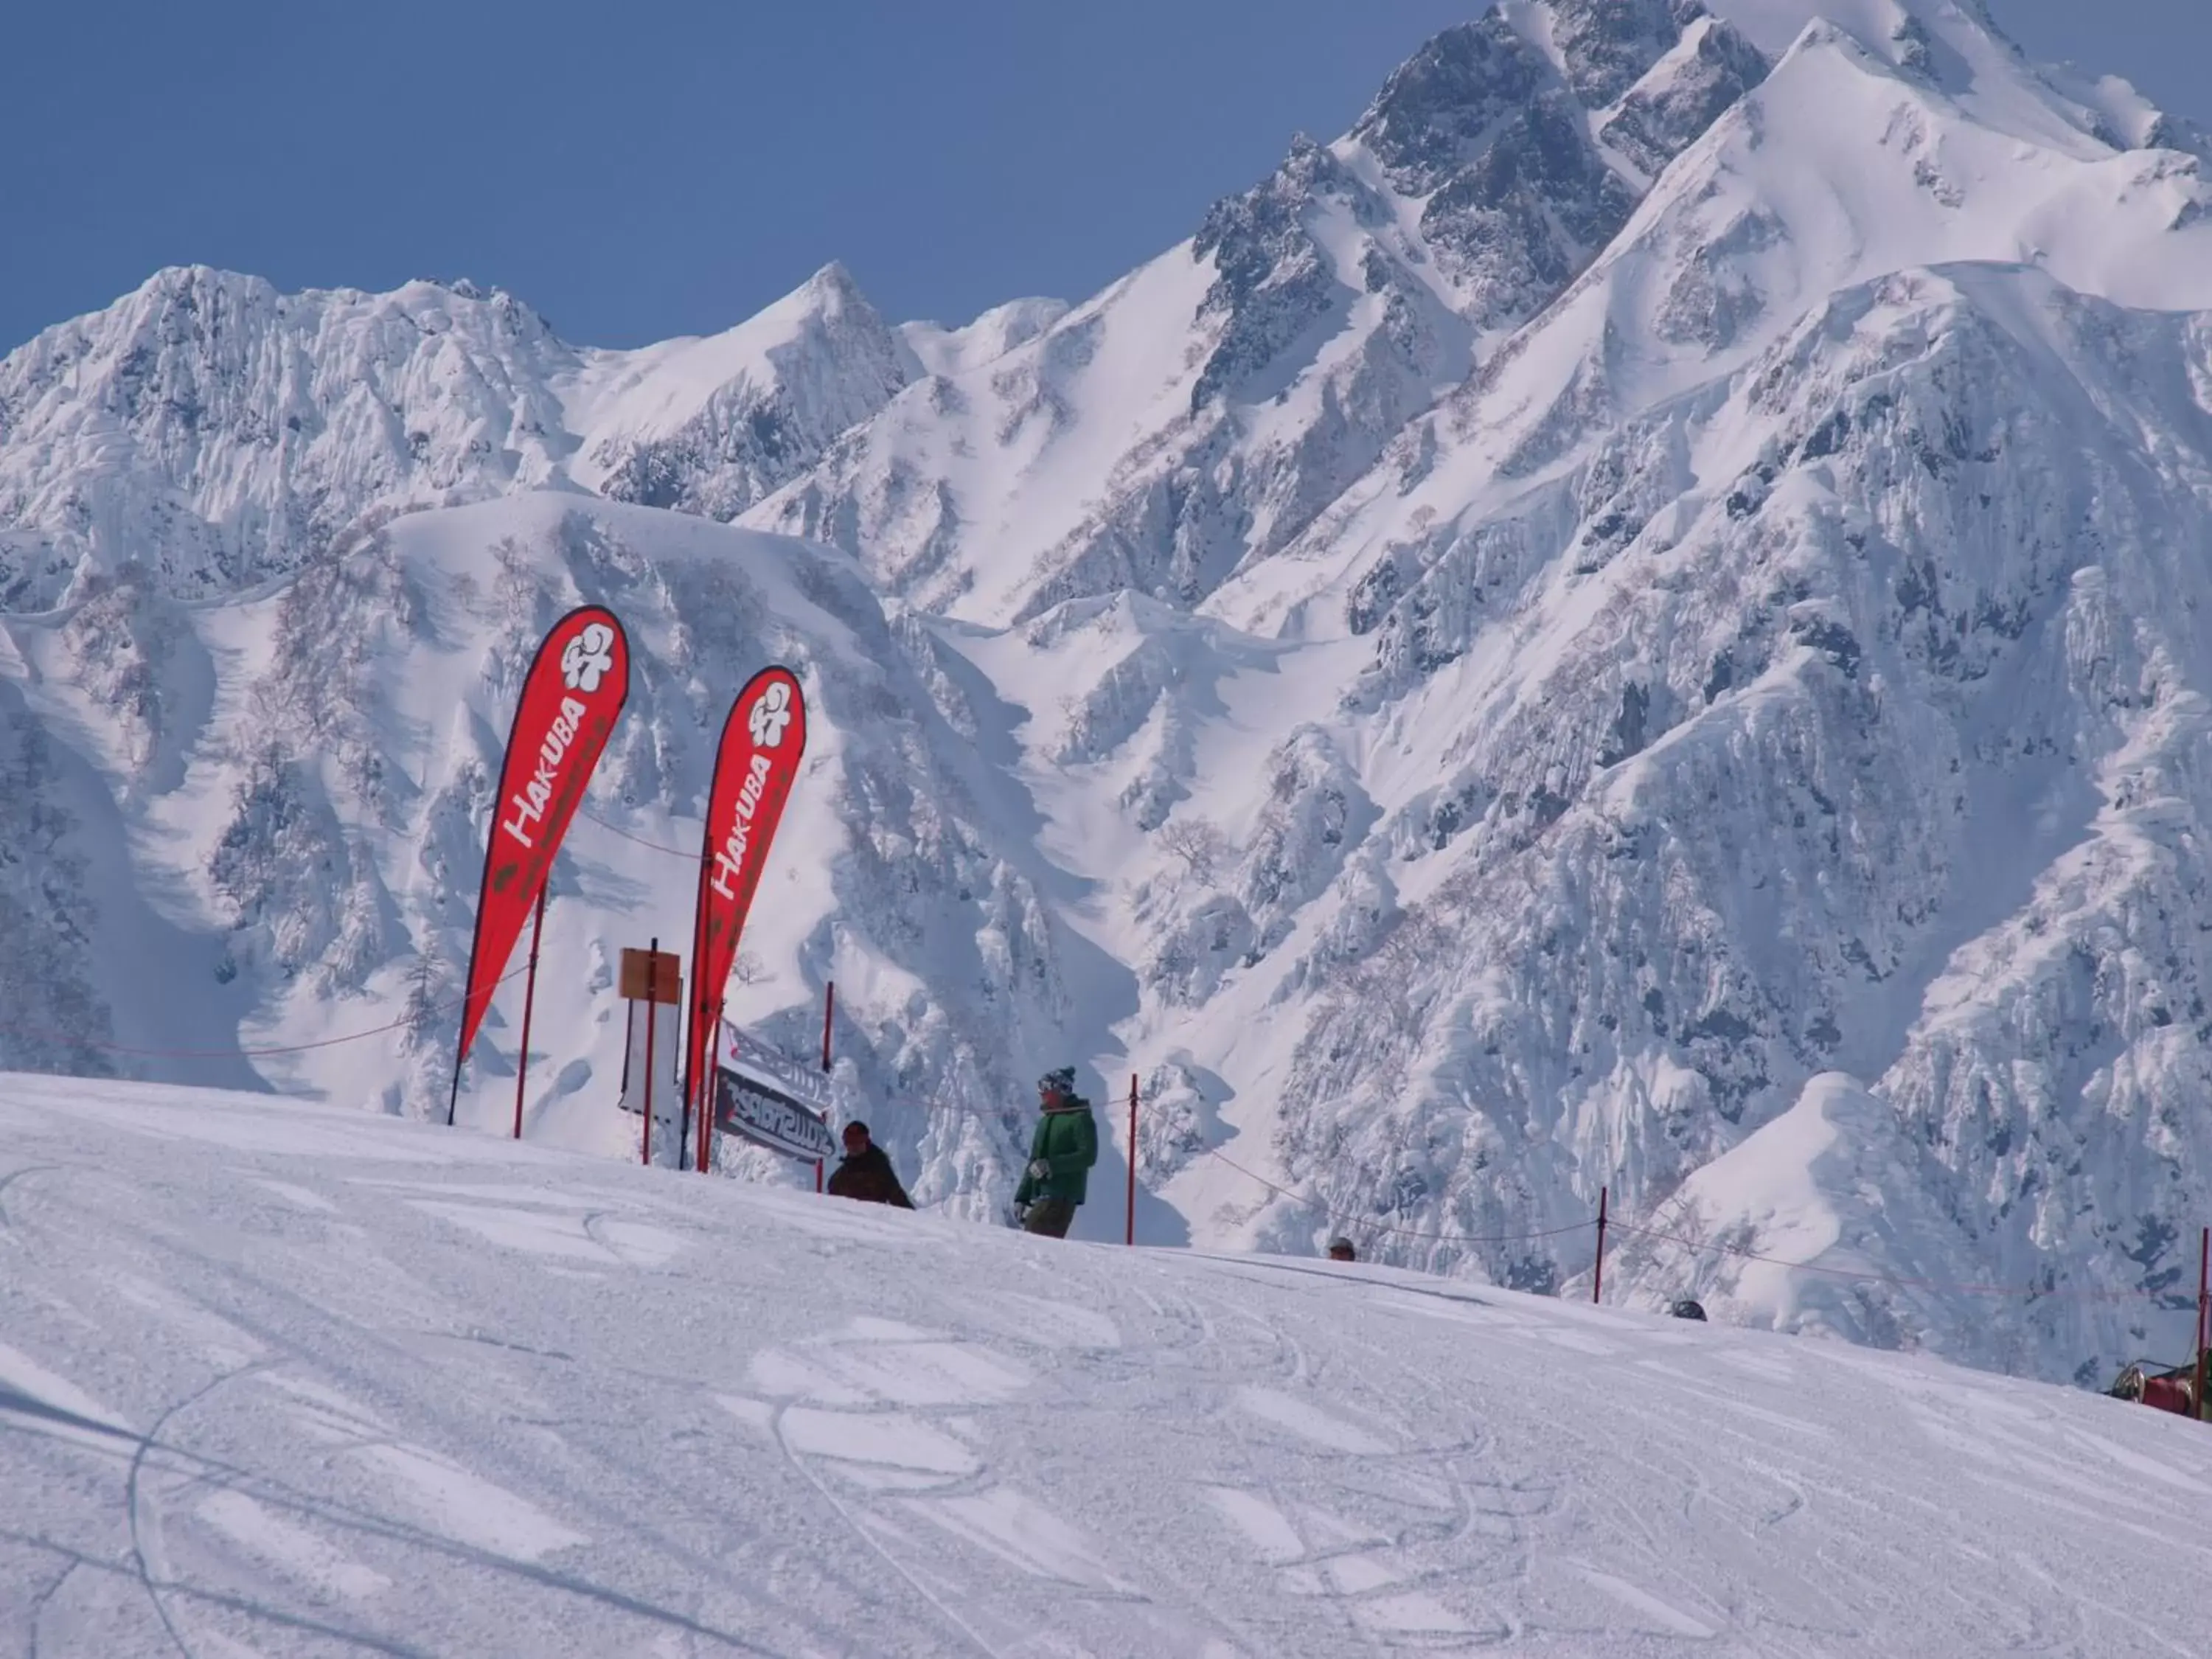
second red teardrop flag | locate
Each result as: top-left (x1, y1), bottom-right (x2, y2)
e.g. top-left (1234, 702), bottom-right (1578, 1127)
top-left (687, 666), bottom-right (808, 1168)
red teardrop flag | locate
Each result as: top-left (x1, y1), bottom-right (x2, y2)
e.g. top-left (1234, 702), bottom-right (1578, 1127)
top-left (686, 666), bottom-right (807, 1158)
top-left (451, 605), bottom-right (632, 1093)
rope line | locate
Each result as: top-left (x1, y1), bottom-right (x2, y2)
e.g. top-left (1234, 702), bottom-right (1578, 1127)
top-left (577, 805), bottom-right (701, 860)
top-left (0, 965), bottom-right (530, 1062)
top-left (1195, 1143), bottom-right (1598, 1249)
top-left (746, 1039), bottom-right (2180, 1305)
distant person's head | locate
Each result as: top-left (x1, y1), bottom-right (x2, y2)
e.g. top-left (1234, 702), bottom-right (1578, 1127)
top-left (841, 1121), bottom-right (872, 1156)
top-left (1326, 1237), bottom-right (1356, 1262)
top-left (1037, 1066), bottom-right (1077, 1106)
top-left (1670, 1298), bottom-right (1708, 1322)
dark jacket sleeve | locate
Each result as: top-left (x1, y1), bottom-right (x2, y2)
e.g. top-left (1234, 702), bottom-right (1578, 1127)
top-left (869, 1148), bottom-right (915, 1209)
top-left (1015, 1115), bottom-right (1049, 1206)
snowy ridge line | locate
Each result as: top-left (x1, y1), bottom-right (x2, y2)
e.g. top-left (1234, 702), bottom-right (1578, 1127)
top-left (0, 964), bottom-right (531, 1062)
top-left (1609, 1221), bottom-right (2170, 1304)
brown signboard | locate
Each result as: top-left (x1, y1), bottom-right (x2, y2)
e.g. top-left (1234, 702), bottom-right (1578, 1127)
top-left (619, 948), bottom-right (683, 1004)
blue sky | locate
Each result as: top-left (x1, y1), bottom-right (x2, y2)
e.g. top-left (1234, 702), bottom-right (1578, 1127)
top-left (1, 1), bottom-right (2203, 353)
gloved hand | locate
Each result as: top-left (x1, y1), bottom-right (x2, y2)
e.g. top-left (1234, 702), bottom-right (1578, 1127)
top-left (1026, 1159), bottom-right (1050, 1181)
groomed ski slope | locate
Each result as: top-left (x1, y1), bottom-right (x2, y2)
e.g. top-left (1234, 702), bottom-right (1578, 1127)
top-left (2, 1076), bottom-right (2208, 1658)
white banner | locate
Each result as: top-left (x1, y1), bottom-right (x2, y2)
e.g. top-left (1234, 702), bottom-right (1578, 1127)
top-left (719, 1023), bottom-right (838, 1115)
top-left (714, 1065), bottom-right (837, 1163)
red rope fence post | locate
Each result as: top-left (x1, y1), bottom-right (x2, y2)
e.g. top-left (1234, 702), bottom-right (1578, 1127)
top-left (1126, 1072), bottom-right (1138, 1248)
top-left (815, 980), bottom-right (834, 1195)
top-left (2197, 1225), bottom-right (2209, 1423)
top-left (510, 886), bottom-right (547, 1141)
top-left (698, 998), bottom-right (724, 1175)
top-left (642, 938), bottom-right (659, 1169)
top-left (1593, 1185), bottom-right (1609, 1305)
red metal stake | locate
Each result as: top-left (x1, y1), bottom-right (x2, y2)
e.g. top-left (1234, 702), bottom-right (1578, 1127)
top-left (698, 998), bottom-right (724, 1174)
top-left (510, 886), bottom-right (547, 1141)
top-left (2196, 1225), bottom-right (2208, 1423)
top-left (642, 937), bottom-right (658, 1169)
top-left (1592, 1185), bottom-right (1609, 1305)
top-left (815, 980), bottom-right (835, 1194)
top-left (1126, 1073), bottom-right (1138, 1248)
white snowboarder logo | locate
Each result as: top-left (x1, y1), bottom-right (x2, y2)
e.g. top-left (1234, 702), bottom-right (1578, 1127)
top-left (561, 622), bottom-right (616, 693)
top-left (748, 679), bottom-right (793, 748)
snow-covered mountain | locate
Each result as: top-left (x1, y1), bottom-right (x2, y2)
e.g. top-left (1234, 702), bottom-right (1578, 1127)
top-left (6, 0), bottom-right (2212, 1389)
top-left (0, 262), bottom-right (915, 610)
top-left (748, 0), bottom-right (1772, 622)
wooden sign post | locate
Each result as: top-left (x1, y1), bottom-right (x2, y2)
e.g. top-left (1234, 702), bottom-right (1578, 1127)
top-left (617, 944), bottom-right (683, 1168)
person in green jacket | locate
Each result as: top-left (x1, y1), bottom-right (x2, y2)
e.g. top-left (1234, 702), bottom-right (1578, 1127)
top-left (1014, 1066), bottom-right (1097, 1239)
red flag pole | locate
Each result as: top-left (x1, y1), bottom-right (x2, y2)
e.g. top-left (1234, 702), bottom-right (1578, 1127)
top-left (2196, 1225), bottom-right (2208, 1423)
top-left (676, 987), bottom-right (692, 1172)
top-left (698, 998), bottom-right (724, 1175)
top-left (642, 937), bottom-right (658, 1169)
top-left (1126, 1073), bottom-right (1138, 1247)
top-left (1593, 1185), bottom-right (1609, 1304)
top-left (815, 980), bottom-right (834, 1194)
top-left (510, 887), bottom-right (547, 1141)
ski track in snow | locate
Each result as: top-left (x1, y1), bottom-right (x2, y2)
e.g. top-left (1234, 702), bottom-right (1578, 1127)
top-left (1, 1074), bottom-right (2209, 1656)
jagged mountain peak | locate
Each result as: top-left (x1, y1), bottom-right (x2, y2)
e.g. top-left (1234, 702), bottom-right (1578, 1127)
top-left (1350, 13), bottom-right (1554, 193)
top-left (571, 261), bottom-right (914, 521)
top-left (104, 262), bottom-right (555, 338)
top-left (1335, 0), bottom-right (2212, 546)
top-left (796, 257), bottom-right (863, 300)
top-left (1349, 0), bottom-right (1720, 189)
top-left (899, 294), bottom-right (1071, 378)
top-left (1540, 0), bottom-right (1709, 107)
top-left (746, 0), bottom-right (1784, 629)
top-left (745, 258), bottom-right (885, 337)
top-left (646, 258), bottom-right (896, 355)
top-left (0, 266), bottom-right (585, 607)
top-left (0, 258), bottom-right (914, 608)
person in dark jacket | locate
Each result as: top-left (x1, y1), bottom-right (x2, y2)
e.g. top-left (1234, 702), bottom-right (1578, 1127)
top-left (1013, 1067), bottom-right (1097, 1239)
top-left (827, 1121), bottom-right (914, 1209)
top-left (1326, 1237), bottom-right (1357, 1262)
